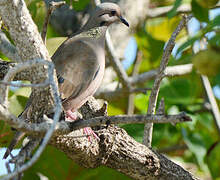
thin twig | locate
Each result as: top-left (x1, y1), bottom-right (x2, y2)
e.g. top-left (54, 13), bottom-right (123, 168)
top-left (127, 51), bottom-right (143, 115)
top-left (0, 60), bottom-right (193, 91)
top-left (69, 0), bottom-right (73, 9)
top-left (130, 63), bottom-right (193, 85)
top-left (143, 15), bottom-right (193, 146)
top-left (2, 61), bottom-right (62, 180)
top-left (198, 38), bottom-right (220, 136)
top-left (0, 81), bottom-right (49, 88)
top-left (10, 137), bottom-right (41, 165)
top-left (105, 32), bottom-right (130, 88)
top-left (71, 112), bottom-right (192, 130)
top-left (41, 1), bottom-right (65, 44)
top-left (10, 138), bottom-right (41, 179)
top-left (201, 75), bottom-right (220, 134)
top-left (0, 59), bottom-right (51, 107)
top-left (0, 108), bottom-right (191, 136)
top-left (96, 85), bottom-right (151, 101)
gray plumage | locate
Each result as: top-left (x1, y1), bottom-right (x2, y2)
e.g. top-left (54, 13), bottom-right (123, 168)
top-left (52, 2), bottom-right (129, 112)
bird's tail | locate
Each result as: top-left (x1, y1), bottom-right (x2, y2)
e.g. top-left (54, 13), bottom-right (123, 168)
top-left (3, 131), bottom-right (25, 159)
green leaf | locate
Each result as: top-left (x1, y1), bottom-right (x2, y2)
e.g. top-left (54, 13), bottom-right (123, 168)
top-left (208, 33), bottom-right (220, 48)
top-left (182, 129), bottom-right (209, 172)
top-left (176, 15), bottom-right (220, 55)
top-left (0, 121), bottom-right (13, 148)
top-left (206, 15), bottom-right (220, 32)
top-left (135, 30), bottom-right (164, 71)
top-left (191, 0), bottom-right (209, 22)
top-left (121, 124), bottom-right (144, 143)
top-left (27, 0), bottom-right (46, 30)
top-left (176, 33), bottom-right (202, 56)
top-left (69, 0), bottom-right (90, 11)
top-left (167, 0), bottom-right (182, 18)
top-left (160, 78), bottom-right (197, 105)
top-left (134, 94), bottom-right (149, 113)
top-left (206, 141), bottom-right (220, 179)
top-left (107, 104), bottom-right (124, 116)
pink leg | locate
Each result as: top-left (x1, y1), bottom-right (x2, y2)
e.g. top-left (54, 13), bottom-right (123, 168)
top-left (83, 127), bottom-right (100, 141)
top-left (66, 110), bottom-right (100, 141)
top-left (66, 110), bottom-right (78, 120)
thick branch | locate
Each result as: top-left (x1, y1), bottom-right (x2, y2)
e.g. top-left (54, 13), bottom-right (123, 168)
top-left (0, 0), bottom-right (54, 122)
top-left (50, 126), bottom-right (198, 180)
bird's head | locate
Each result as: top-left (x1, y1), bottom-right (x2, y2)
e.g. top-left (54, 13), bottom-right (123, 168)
top-left (84, 3), bottom-right (129, 29)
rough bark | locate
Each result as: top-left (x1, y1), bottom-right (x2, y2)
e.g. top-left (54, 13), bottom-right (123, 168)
top-left (50, 126), bottom-right (198, 180)
top-left (0, 0), bottom-right (54, 122)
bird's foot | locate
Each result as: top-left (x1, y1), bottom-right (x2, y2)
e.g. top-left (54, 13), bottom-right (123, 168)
top-left (83, 127), bottom-right (100, 142)
top-left (66, 110), bottom-right (78, 120)
top-left (66, 110), bottom-right (99, 141)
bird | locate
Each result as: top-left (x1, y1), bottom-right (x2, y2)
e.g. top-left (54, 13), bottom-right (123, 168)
top-left (52, 2), bottom-right (129, 140)
top-left (3, 2), bottom-right (129, 159)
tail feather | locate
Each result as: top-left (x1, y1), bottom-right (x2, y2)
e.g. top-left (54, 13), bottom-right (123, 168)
top-left (3, 131), bottom-right (25, 159)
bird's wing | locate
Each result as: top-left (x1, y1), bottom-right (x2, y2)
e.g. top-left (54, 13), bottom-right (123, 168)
top-left (52, 38), bottom-right (100, 102)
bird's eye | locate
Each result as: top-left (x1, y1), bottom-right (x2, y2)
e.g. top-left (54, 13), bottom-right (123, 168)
top-left (100, 21), bottom-right (106, 26)
top-left (58, 76), bottom-right (64, 84)
top-left (111, 10), bottom-right (116, 16)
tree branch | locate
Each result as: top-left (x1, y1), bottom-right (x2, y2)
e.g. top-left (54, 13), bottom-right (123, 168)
top-left (0, 30), bottom-right (21, 62)
top-left (0, 59), bottom-right (51, 106)
top-left (1, 59), bottom-right (62, 180)
top-left (96, 64), bottom-right (193, 100)
top-left (41, 1), bottom-right (65, 43)
top-left (143, 15), bottom-right (193, 146)
top-left (0, 0), bottom-right (54, 123)
top-left (201, 75), bottom-right (220, 134)
top-left (0, 101), bottom-right (191, 137)
top-left (50, 125), bottom-right (198, 180)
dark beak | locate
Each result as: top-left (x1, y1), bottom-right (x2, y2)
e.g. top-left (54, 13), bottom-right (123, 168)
top-left (119, 16), bottom-right (129, 27)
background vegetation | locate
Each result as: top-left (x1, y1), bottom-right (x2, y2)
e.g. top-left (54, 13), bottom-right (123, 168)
top-left (0, 0), bottom-right (220, 179)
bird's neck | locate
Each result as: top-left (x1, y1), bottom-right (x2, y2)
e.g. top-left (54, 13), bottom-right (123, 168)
top-left (82, 26), bottom-right (107, 39)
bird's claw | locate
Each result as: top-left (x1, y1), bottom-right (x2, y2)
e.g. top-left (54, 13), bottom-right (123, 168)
top-left (83, 127), bottom-right (100, 142)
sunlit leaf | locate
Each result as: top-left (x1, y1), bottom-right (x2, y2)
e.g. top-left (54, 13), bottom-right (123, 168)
top-left (46, 37), bottom-right (67, 56)
top-left (134, 94), bottom-right (149, 113)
